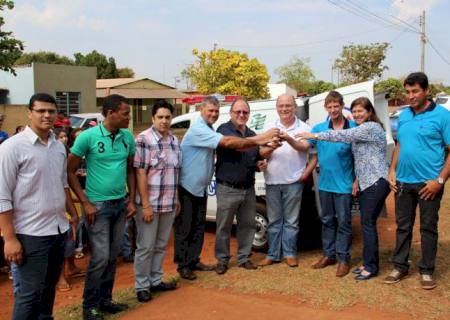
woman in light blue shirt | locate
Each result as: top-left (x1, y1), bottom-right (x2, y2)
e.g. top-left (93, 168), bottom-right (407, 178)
top-left (298, 97), bottom-right (390, 280)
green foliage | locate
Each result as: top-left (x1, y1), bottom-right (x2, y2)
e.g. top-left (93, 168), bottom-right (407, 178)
top-left (117, 67), bottom-right (135, 78)
top-left (375, 78), bottom-right (405, 100)
top-left (15, 51), bottom-right (74, 65)
top-left (308, 80), bottom-right (336, 96)
top-left (183, 48), bottom-right (270, 100)
top-left (429, 82), bottom-right (450, 96)
top-left (275, 57), bottom-right (315, 93)
top-left (0, 1), bottom-right (24, 75)
top-left (74, 50), bottom-right (119, 79)
top-left (334, 43), bottom-right (389, 84)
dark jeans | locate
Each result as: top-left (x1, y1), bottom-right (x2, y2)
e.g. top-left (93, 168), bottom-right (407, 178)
top-left (13, 232), bottom-right (67, 320)
top-left (359, 178), bottom-right (390, 274)
top-left (319, 191), bottom-right (353, 263)
top-left (173, 186), bottom-right (207, 269)
top-left (83, 198), bottom-right (127, 310)
top-left (392, 182), bottom-right (443, 275)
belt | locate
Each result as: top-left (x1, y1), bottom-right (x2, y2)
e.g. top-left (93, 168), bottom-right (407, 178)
top-left (217, 180), bottom-right (252, 190)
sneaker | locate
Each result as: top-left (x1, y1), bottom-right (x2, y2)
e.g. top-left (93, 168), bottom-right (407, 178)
top-left (83, 308), bottom-right (104, 320)
top-left (136, 290), bottom-right (152, 302)
top-left (151, 281), bottom-right (177, 292)
top-left (215, 262), bottom-right (228, 275)
top-left (178, 267), bottom-right (197, 280)
top-left (383, 269), bottom-right (408, 284)
top-left (98, 301), bottom-right (129, 314)
top-left (420, 274), bottom-right (437, 290)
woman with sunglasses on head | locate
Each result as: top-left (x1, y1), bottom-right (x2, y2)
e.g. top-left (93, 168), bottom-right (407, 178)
top-left (297, 97), bottom-right (390, 280)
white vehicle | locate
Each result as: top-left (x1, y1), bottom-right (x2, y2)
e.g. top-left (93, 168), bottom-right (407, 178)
top-left (435, 95), bottom-right (450, 111)
top-left (170, 81), bottom-right (394, 250)
top-left (69, 113), bottom-right (104, 129)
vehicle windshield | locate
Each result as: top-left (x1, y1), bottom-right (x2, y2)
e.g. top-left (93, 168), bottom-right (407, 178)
top-left (69, 116), bottom-right (84, 128)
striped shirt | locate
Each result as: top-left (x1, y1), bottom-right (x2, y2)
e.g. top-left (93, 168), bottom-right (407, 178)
top-left (0, 126), bottom-right (70, 236)
top-left (134, 127), bottom-right (182, 213)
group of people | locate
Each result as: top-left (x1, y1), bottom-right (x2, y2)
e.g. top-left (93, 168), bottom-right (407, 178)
top-left (0, 71), bottom-right (448, 320)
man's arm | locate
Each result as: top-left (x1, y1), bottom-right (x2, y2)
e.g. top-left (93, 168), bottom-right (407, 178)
top-left (126, 156), bottom-right (137, 218)
top-left (218, 128), bottom-right (279, 149)
top-left (300, 153), bottom-right (318, 182)
top-left (65, 188), bottom-right (78, 239)
top-left (280, 131), bottom-right (310, 152)
top-left (136, 168), bottom-right (154, 223)
top-left (388, 143), bottom-right (400, 192)
top-left (419, 145), bottom-right (450, 200)
top-left (0, 211), bottom-right (22, 265)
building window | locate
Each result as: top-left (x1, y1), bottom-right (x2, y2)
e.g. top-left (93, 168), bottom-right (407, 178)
top-left (56, 92), bottom-right (80, 115)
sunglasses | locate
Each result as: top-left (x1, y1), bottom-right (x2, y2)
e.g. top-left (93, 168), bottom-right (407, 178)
top-left (232, 110), bottom-right (249, 116)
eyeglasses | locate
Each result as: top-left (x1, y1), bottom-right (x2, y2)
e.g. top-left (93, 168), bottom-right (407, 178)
top-left (31, 109), bottom-right (57, 115)
top-left (231, 110), bottom-right (249, 116)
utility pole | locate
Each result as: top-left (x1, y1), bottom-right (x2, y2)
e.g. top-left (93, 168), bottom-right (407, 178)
top-left (419, 10), bottom-right (426, 72)
top-left (213, 43), bottom-right (218, 51)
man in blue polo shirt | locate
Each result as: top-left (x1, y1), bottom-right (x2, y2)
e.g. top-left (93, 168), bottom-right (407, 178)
top-left (68, 94), bottom-right (136, 320)
top-left (385, 72), bottom-right (450, 290)
top-left (306, 91), bottom-right (356, 277)
top-left (174, 96), bottom-right (279, 280)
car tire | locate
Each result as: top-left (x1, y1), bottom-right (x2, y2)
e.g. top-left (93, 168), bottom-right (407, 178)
top-left (252, 203), bottom-right (268, 251)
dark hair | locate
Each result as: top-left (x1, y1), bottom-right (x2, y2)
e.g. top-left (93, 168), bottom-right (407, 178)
top-left (350, 97), bottom-right (384, 130)
top-left (152, 100), bottom-right (174, 116)
top-left (325, 90), bottom-right (344, 106)
top-left (230, 98), bottom-right (250, 112)
top-left (102, 94), bottom-right (128, 117)
top-left (69, 128), bottom-right (83, 148)
top-left (29, 93), bottom-right (57, 110)
top-left (14, 125), bottom-right (24, 134)
top-left (54, 128), bottom-right (67, 138)
top-left (404, 72), bottom-right (429, 90)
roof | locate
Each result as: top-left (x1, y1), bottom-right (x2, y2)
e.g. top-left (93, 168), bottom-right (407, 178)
top-left (96, 77), bottom-right (175, 89)
top-left (96, 88), bottom-right (186, 99)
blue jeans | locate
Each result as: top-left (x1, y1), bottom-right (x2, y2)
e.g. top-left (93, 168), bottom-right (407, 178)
top-left (11, 262), bottom-right (20, 296)
top-left (13, 232), bottom-right (67, 320)
top-left (359, 178), bottom-right (390, 274)
top-left (319, 191), bottom-right (353, 263)
top-left (265, 182), bottom-right (303, 260)
top-left (121, 218), bottom-right (134, 258)
top-left (83, 198), bottom-right (127, 310)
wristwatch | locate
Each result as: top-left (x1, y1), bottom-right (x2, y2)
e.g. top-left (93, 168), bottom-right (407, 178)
top-left (437, 176), bottom-right (445, 185)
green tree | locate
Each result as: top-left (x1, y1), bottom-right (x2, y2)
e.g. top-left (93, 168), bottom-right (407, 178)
top-left (15, 51), bottom-right (74, 65)
top-left (183, 48), bottom-right (270, 100)
top-left (117, 67), bottom-right (135, 78)
top-left (74, 50), bottom-right (119, 78)
top-left (375, 78), bottom-right (405, 106)
top-left (275, 57), bottom-right (315, 93)
top-left (0, 1), bottom-right (24, 75)
top-left (308, 80), bottom-right (336, 95)
top-left (334, 42), bottom-right (389, 84)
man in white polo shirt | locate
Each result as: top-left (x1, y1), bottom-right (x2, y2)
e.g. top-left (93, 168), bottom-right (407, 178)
top-left (259, 94), bottom-right (317, 267)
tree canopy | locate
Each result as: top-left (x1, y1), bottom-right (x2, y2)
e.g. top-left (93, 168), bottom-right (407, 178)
top-left (74, 50), bottom-right (119, 79)
top-left (16, 51), bottom-right (74, 66)
top-left (0, 1), bottom-right (24, 75)
top-left (334, 42), bottom-right (389, 84)
top-left (183, 48), bottom-right (270, 100)
top-left (117, 67), bottom-right (135, 78)
top-left (275, 57), bottom-right (315, 94)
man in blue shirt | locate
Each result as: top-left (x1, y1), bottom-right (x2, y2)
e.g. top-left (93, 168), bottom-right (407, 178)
top-left (0, 113), bottom-right (9, 144)
top-left (385, 72), bottom-right (450, 290)
top-left (306, 91), bottom-right (356, 277)
top-left (174, 96), bottom-right (279, 280)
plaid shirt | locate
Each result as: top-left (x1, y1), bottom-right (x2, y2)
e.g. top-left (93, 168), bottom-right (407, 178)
top-left (134, 127), bottom-right (182, 213)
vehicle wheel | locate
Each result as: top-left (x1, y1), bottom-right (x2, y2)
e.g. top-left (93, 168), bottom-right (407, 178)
top-left (252, 203), bottom-right (268, 251)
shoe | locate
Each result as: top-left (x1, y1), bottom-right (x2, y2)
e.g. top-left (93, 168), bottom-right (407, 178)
top-left (151, 281), bottom-right (177, 292)
top-left (258, 258), bottom-right (274, 267)
top-left (420, 274), bottom-right (437, 290)
top-left (355, 271), bottom-right (377, 280)
top-left (83, 308), bottom-right (104, 320)
top-left (178, 267), bottom-right (197, 280)
top-left (215, 262), bottom-right (228, 275)
top-left (285, 257), bottom-right (298, 267)
top-left (136, 290), bottom-right (152, 302)
top-left (336, 263), bottom-right (350, 277)
top-left (98, 301), bottom-right (129, 314)
top-left (190, 262), bottom-right (215, 271)
top-left (352, 266), bottom-right (365, 274)
top-left (312, 256), bottom-right (336, 269)
top-left (383, 269), bottom-right (408, 284)
top-left (123, 255), bottom-right (134, 263)
top-left (238, 261), bottom-right (258, 270)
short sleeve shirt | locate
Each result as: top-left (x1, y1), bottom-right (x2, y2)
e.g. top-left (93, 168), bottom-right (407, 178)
top-left (70, 123), bottom-right (136, 202)
top-left (311, 119), bottom-right (356, 194)
top-left (396, 102), bottom-right (450, 183)
top-left (179, 117), bottom-right (223, 197)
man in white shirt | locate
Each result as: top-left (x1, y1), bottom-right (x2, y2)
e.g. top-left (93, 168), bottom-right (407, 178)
top-left (0, 93), bottom-right (78, 320)
top-left (259, 94), bottom-right (317, 267)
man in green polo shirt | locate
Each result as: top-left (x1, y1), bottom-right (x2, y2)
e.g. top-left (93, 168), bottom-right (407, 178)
top-left (68, 94), bottom-right (136, 320)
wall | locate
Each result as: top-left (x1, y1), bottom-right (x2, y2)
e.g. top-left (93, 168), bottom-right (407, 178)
top-left (33, 63), bottom-right (97, 113)
top-left (0, 66), bottom-right (34, 104)
top-left (115, 79), bottom-right (172, 90)
top-left (0, 104), bottom-right (29, 135)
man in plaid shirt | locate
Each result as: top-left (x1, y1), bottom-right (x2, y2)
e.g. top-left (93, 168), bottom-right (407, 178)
top-left (133, 100), bottom-right (181, 303)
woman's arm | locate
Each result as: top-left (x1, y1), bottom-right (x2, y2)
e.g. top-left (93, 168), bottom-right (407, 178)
top-left (297, 122), bottom-right (378, 143)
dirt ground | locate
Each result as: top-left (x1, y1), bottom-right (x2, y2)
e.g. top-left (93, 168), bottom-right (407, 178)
top-left (1, 191), bottom-right (449, 320)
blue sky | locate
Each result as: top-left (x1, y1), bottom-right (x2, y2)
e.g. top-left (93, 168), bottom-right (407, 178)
top-left (5, 0), bottom-right (450, 88)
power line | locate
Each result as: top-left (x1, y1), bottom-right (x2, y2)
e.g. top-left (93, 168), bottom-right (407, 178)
top-left (427, 38), bottom-right (450, 66)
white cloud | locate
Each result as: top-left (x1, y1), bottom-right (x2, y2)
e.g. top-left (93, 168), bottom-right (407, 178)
top-left (391, 0), bottom-right (444, 20)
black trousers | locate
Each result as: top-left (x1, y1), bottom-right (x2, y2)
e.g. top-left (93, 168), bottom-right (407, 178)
top-left (392, 182), bottom-right (443, 275)
top-left (173, 186), bottom-right (207, 269)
